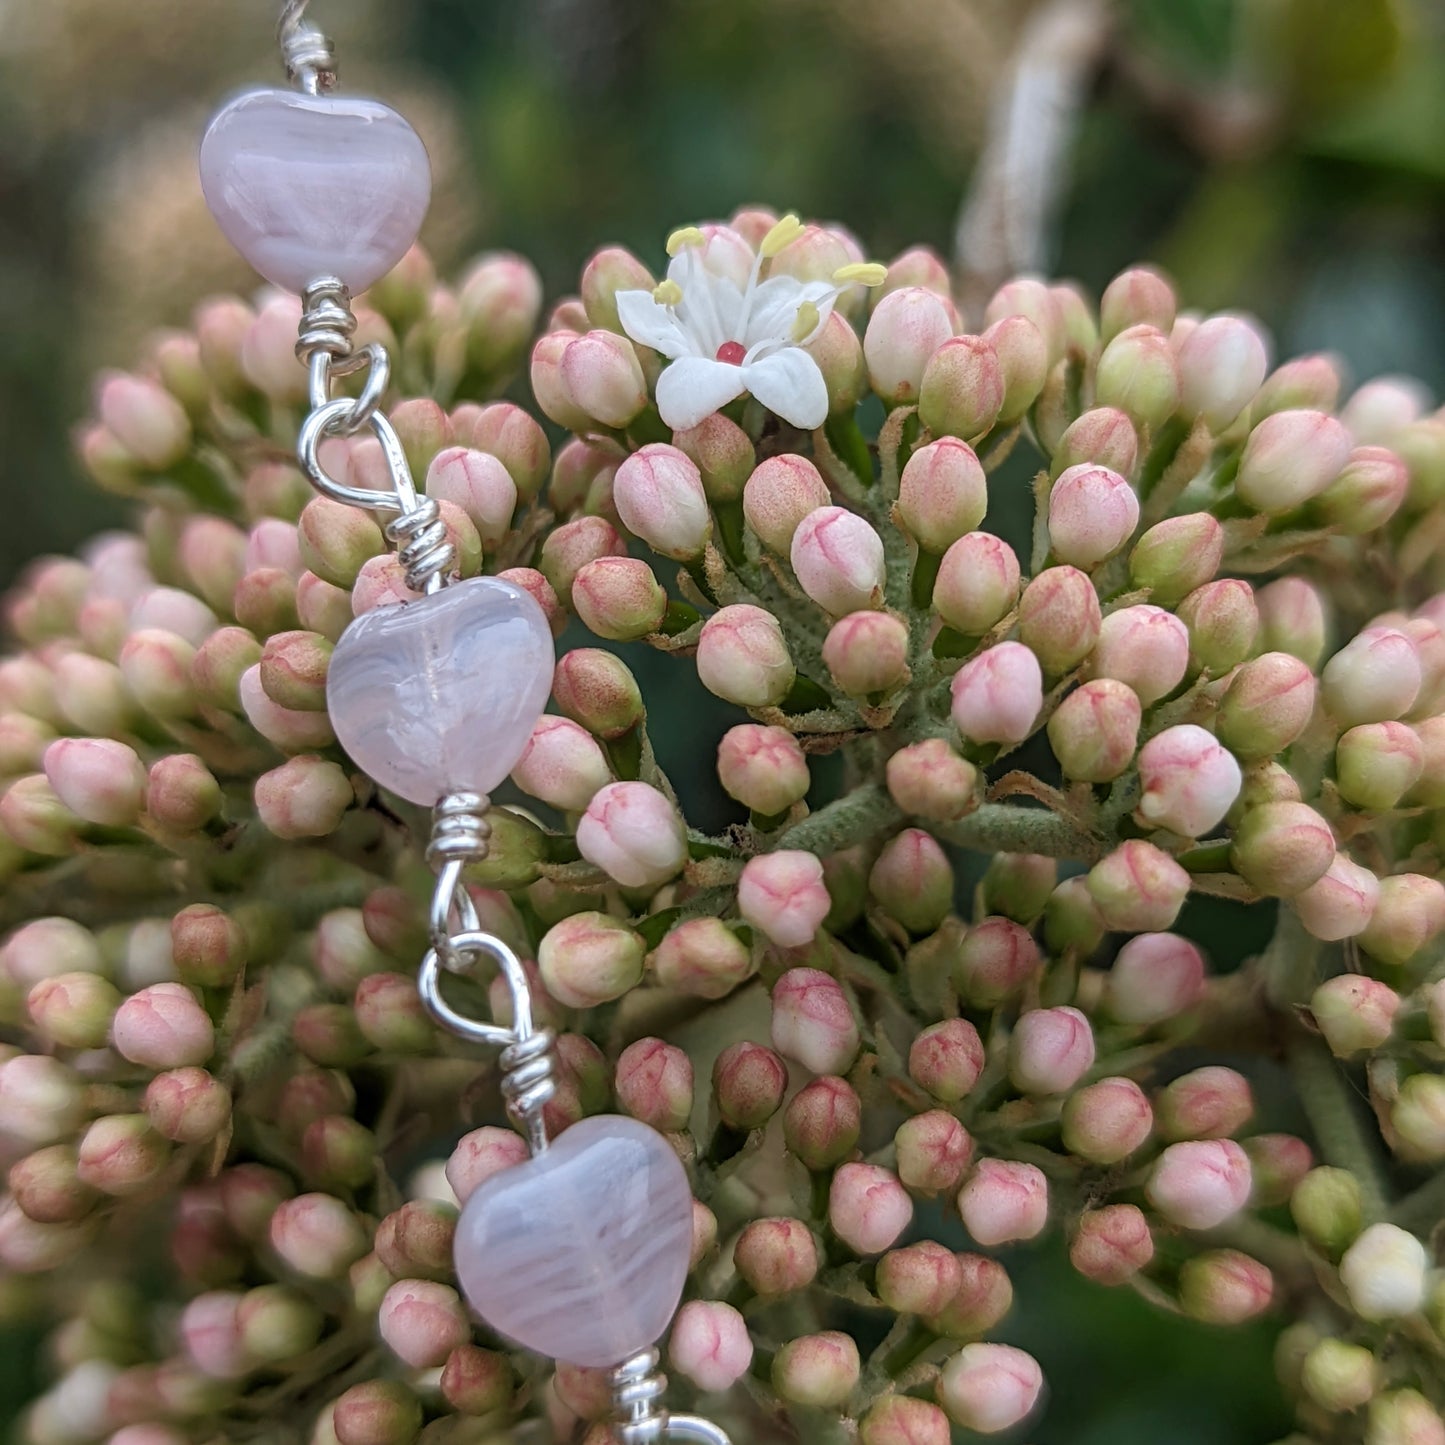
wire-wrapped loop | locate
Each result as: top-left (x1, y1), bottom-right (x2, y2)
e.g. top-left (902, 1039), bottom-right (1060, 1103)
top-left (388, 496), bottom-right (457, 594)
top-left (610, 1352), bottom-right (733, 1445)
top-left (278, 0), bottom-right (337, 92)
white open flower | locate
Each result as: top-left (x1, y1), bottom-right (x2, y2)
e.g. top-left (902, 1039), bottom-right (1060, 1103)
top-left (617, 216), bottom-right (882, 433)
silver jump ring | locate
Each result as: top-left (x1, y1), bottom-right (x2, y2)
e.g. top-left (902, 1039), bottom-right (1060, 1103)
top-left (297, 401), bottom-right (421, 515)
top-left (417, 929), bottom-right (535, 1051)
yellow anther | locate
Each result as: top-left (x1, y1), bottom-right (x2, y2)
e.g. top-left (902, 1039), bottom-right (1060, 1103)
top-left (834, 262), bottom-right (888, 287)
top-left (790, 300), bottom-right (821, 342)
top-left (666, 226), bottom-right (706, 257)
top-left (652, 280), bottom-right (683, 306)
top-left (760, 213), bottom-right (806, 259)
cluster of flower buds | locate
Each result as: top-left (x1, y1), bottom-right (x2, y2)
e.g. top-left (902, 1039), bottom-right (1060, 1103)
top-left (1, 224), bottom-right (1443, 1444)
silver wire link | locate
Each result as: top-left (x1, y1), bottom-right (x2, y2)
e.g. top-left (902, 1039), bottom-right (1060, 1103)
top-left (278, 0), bottom-right (337, 93)
top-left (611, 1351), bottom-right (733, 1445)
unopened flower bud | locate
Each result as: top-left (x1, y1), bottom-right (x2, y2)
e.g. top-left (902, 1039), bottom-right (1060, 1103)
top-left (769, 971), bottom-right (856, 1079)
top-left (557, 331), bottom-right (648, 429)
top-left (553, 648), bottom-right (644, 740)
top-left (950, 641), bottom-right (1043, 744)
top-left (240, 665), bottom-right (335, 752)
top-left (0, 1196), bottom-right (97, 1272)
top-left (1043, 875), bottom-right (1105, 956)
top-left (696, 604), bottom-right (796, 707)
top-left (1090, 605), bottom-right (1188, 705)
top-left (613, 444), bottom-right (712, 560)
top-left (510, 715), bottom-right (612, 813)
top-left (1009, 1006), bottom-right (1095, 1095)
top-left (26, 972), bottom-right (120, 1050)
top-left (875, 1239), bottom-right (963, 1317)
top-left (985, 315), bottom-right (1049, 423)
top-left (1366, 1390), bottom-right (1445, 1445)
top-left (668, 1300), bottom-right (753, 1393)
top-left (984, 278), bottom-right (1065, 362)
top-left (1287, 1165), bottom-right (1363, 1257)
top-left (885, 739), bottom-right (977, 823)
top-left (1257, 576), bottom-right (1328, 668)
top-left (832, 1161), bottom-right (907, 1254)
top-left (937, 1343), bottom-right (1044, 1435)
top-left (1179, 579), bottom-right (1260, 676)
top-left (1100, 266), bottom-right (1174, 341)
top-left (717, 724), bottom-right (809, 816)
top-left (740, 455), bottom-right (828, 554)
top-left (865, 287), bottom-right (956, 405)
top-left (1087, 841), bottom-right (1190, 931)
top-left (8, 1144), bottom-right (97, 1224)
top-left (932, 531), bottom-right (1021, 636)
top-left (1178, 1249), bottom-right (1273, 1324)
top-left (783, 1076), bottom-right (861, 1170)
top-left (331, 1379), bottom-right (422, 1445)
top-left (76, 1114), bottom-right (170, 1196)
top-left (1358, 873), bottom-right (1445, 966)
top-left (539, 516), bottom-right (628, 607)
top-left (772, 1331), bottom-right (860, 1409)
top-left (443, 1127), bottom-right (528, 1208)
top-left (1047, 678), bottom-right (1141, 782)
top-left (917, 336), bottom-right (1004, 441)
top-left (97, 373), bottom-right (191, 470)
top-left (1391, 1073), bottom-right (1445, 1160)
top-left (650, 917), bottom-right (753, 999)
top-left (0, 1055), bottom-right (87, 1145)
top-left (953, 915), bottom-right (1039, 1006)
top-left (373, 1198), bottom-right (458, 1283)
top-left (537, 912), bottom-right (645, 1009)
top-left (669, 414), bottom-right (755, 505)
top-left (170, 905), bottom-right (247, 990)
top-left (1302, 1338), bottom-right (1378, 1414)
top-left (896, 438), bottom-right (987, 552)
top-left (1216, 652), bottom-right (1318, 761)
top-left (1018, 565), bottom-right (1101, 675)
top-left (1156, 1065), bottom-right (1253, 1141)
top-left (297, 498), bottom-right (385, 592)
top-left (860, 1396), bottom-right (952, 1445)
top-left (377, 1279), bottom-right (469, 1369)
top-left (868, 829), bottom-right (953, 933)
top-left (1136, 724), bottom-right (1242, 837)
top-left (1339, 1222), bottom-right (1428, 1321)
top-left (254, 756), bottom-right (352, 841)
top-left (1094, 324), bottom-right (1180, 430)
top-left (111, 983), bottom-right (213, 1069)
top-left (1237, 409), bottom-right (1352, 513)
top-left (144, 1067), bottom-right (231, 1146)
top-left (734, 1217), bottom-right (818, 1295)
top-left (1048, 464), bottom-right (1139, 569)
top-left (1231, 800), bottom-right (1335, 897)
top-left (1128, 513), bottom-right (1224, 604)
top-left (958, 1158), bottom-right (1047, 1246)
top-left (1318, 445), bottom-right (1410, 533)
top-left (571, 556), bottom-right (669, 640)
top-left (908, 1018), bottom-right (985, 1103)
top-left (791, 506), bottom-right (886, 617)
top-left (739, 852), bottom-right (831, 950)
top-left (1070, 1204), bottom-right (1154, 1285)
top-left (1061, 1076), bottom-right (1153, 1164)
top-left (614, 1038), bottom-right (693, 1132)
top-left (1146, 1138), bottom-right (1252, 1230)
top-left (576, 780), bottom-right (687, 889)
top-left (1323, 626), bottom-right (1423, 726)
top-left (145, 755), bottom-right (222, 833)
top-left (422, 448), bottom-right (518, 553)
top-left (1311, 974), bottom-right (1400, 1056)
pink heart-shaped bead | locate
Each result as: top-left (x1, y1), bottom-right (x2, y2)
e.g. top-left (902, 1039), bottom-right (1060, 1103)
top-left (454, 1114), bottom-right (692, 1368)
top-left (326, 576), bottom-right (554, 806)
top-left (200, 87), bottom-right (431, 294)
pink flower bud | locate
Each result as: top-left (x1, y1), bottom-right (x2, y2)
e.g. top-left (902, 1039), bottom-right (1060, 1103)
top-left (1018, 565), bottom-right (1102, 675)
top-left (1061, 1077), bottom-right (1154, 1164)
top-left (445, 1127), bottom-right (528, 1206)
top-left (1245, 1132), bottom-right (1314, 1207)
top-left (958, 1158), bottom-right (1048, 1246)
top-left (666, 414), bottom-right (755, 506)
top-left (612, 444), bottom-right (712, 560)
top-left (1340, 1223), bottom-right (1429, 1321)
top-left (717, 724), bottom-right (810, 815)
top-left (146, 755), bottom-right (222, 833)
top-left (668, 1300), bottom-right (753, 1393)
top-left (950, 641), bottom-right (1043, 744)
top-left (1156, 1065), bottom-right (1254, 1141)
top-left (869, 829), bottom-right (954, 933)
top-left (1104, 932), bottom-right (1205, 1025)
top-left (331, 1379), bottom-right (422, 1445)
top-left (742, 454), bottom-right (829, 553)
top-left (1178, 579), bottom-right (1260, 675)
top-left (9, 1142), bottom-right (97, 1224)
top-left (1256, 576), bottom-right (1328, 668)
top-left (791, 506), bottom-right (886, 616)
top-left (1047, 678), bottom-right (1141, 782)
top-left (1048, 464), bottom-right (1139, 568)
top-left (576, 781), bottom-right (688, 888)
top-left (875, 1239), bottom-right (963, 1316)
top-left (933, 531), bottom-right (1021, 635)
top-left (1136, 724), bottom-right (1242, 836)
top-left (1009, 1006), bottom-right (1095, 1094)
top-left (537, 912), bottom-right (645, 1009)
top-left (1367, 1390), bottom-right (1445, 1445)
top-left (97, 372), bottom-right (191, 470)
top-left (1318, 445), bottom-right (1410, 533)
top-left (739, 852), bottom-right (832, 950)
top-left (770, 967), bottom-right (858, 1075)
top-left (111, 983), bottom-right (213, 1069)
top-left (1095, 324), bottom-right (1181, 430)
top-left (170, 904), bottom-right (246, 991)
top-left (253, 756), bottom-right (353, 841)
top-left (865, 287), bottom-right (956, 405)
top-left (1358, 874), bottom-right (1445, 971)
top-left (1053, 409), bottom-right (1139, 482)
top-left (986, 314), bottom-right (1050, 423)
top-left (1231, 800), bottom-right (1336, 897)
top-left (895, 1109), bottom-right (974, 1194)
top-left (885, 739), bottom-right (978, 822)
top-left (1323, 626), bottom-right (1423, 726)
top-left (937, 1343), bottom-right (1044, 1434)
top-left (0, 1195), bottom-right (96, 1271)
top-left (954, 915), bottom-right (1040, 1007)
top-left (1090, 604), bottom-right (1189, 705)
top-left (571, 556), bottom-right (668, 641)
top-left (985, 278), bottom-right (1065, 361)
top-left (118, 628), bottom-right (197, 719)
top-left (1128, 512), bottom-right (1225, 603)
top-left (297, 497), bottom-right (386, 591)
top-left (1237, 408), bottom-right (1352, 513)
top-left (144, 1067), bottom-right (231, 1145)
top-left (1146, 1138), bottom-right (1253, 1229)
top-left (556, 330), bottom-right (648, 428)
top-left (270, 1194), bottom-right (369, 1280)
top-left (917, 336), bottom-right (1005, 441)
top-left (1340, 375), bottom-right (1429, 444)
top-left (1179, 1249), bottom-right (1274, 1323)
top-left (860, 1396), bottom-right (952, 1445)
top-left (539, 516), bottom-right (628, 606)
top-left (457, 401), bottom-right (550, 501)
top-left (257, 629), bottom-right (332, 715)
top-left (909, 1019), bottom-right (985, 1103)
top-left (1216, 651), bottom-right (1318, 761)
top-left (784, 1076), bottom-right (862, 1170)
top-left (1392, 1074), bottom-right (1445, 1160)
top-left (806, 309), bottom-right (869, 415)
top-left (829, 1162), bottom-right (913, 1254)
top-left (1070, 1204), bottom-right (1154, 1285)
top-left (1176, 315), bottom-right (1269, 430)
top-left (510, 715), bottom-right (613, 812)
top-left (734, 1216), bottom-right (819, 1295)
top-left (614, 1037), bottom-right (693, 1132)
top-left (1087, 840), bottom-right (1190, 932)
top-left (76, 1114), bottom-right (169, 1196)
top-left (378, 1279), bottom-right (469, 1369)
top-left (1043, 876), bottom-right (1106, 955)
top-left (1308, 973), bottom-right (1400, 1058)
top-left (650, 917), bottom-right (754, 999)
top-left (438, 1343), bottom-right (513, 1417)
top-left (696, 604), bottom-right (796, 707)
top-left (553, 648), bottom-right (645, 740)
top-left (25, 971), bottom-right (120, 1050)
top-left (239, 665), bottom-right (335, 752)
top-left (1100, 266), bottom-right (1175, 341)
top-left (823, 610), bottom-right (912, 698)
top-left (771, 1330), bottom-right (861, 1409)
top-left (179, 1290), bottom-right (246, 1379)
top-left (424, 447), bottom-right (518, 550)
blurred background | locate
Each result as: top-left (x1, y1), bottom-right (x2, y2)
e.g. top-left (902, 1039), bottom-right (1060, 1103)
top-left (0, 0), bottom-right (1442, 1437)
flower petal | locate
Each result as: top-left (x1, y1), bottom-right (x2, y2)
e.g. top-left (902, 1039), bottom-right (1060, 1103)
top-left (616, 290), bottom-right (694, 360)
top-left (743, 348), bottom-right (830, 430)
top-left (655, 357), bottom-right (749, 431)
top-left (740, 275), bottom-right (810, 346)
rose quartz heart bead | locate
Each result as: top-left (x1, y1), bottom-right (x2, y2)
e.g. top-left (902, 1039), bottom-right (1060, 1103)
top-left (454, 1114), bottom-right (692, 1368)
top-left (326, 576), bottom-right (553, 805)
top-left (199, 87), bottom-right (431, 293)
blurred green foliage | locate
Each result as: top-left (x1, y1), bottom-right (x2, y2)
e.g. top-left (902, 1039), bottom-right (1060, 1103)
top-left (0, 0), bottom-right (1441, 1437)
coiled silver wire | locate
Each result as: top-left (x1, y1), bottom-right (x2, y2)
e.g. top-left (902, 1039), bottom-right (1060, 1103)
top-left (278, 0), bottom-right (337, 92)
top-left (611, 1351), bottom-right (732, 1445)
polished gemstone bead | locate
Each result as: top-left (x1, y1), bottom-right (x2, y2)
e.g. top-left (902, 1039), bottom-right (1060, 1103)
top-left (454, 1114), bottom-right (692, 1368)
top-left (199, 87), bottom-right (431, 294)
top-left (326, 576), bottom-right (553, 805)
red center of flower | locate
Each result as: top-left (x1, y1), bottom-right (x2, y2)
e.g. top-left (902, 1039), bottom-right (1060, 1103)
top-left (715, 340), bottom-right (746, 366)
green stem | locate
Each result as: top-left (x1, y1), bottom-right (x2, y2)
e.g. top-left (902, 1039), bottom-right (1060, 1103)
top-left (775, 784), bottom-right (901, 856)
top-left (1391, 1167), bottom-right (1445, 1233)
top-left (937, 803), bottom-right (1101, 861)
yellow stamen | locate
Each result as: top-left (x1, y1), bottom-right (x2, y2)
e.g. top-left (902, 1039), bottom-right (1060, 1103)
top-left (759, 213), bottom-right (805, 259)
top-left (666, 226), bottom-right (706, 257)
top-left (834, 262), bottom-right (888, 287)
top-left (790, 301), bottom-right (821, 342)
top-left (652, 280), bottom-right (683, 306)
